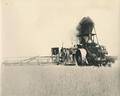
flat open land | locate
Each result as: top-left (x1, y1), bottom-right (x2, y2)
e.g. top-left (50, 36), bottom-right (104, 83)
top-left (2, 63), bottom-right (120, 96)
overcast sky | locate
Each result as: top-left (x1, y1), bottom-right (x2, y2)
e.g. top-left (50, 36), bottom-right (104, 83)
top-left (2, 0), bottom-right (120, 57)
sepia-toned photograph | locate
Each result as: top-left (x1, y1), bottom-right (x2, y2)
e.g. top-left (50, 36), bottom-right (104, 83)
top-left (1, 0), bottom-right (120, 96)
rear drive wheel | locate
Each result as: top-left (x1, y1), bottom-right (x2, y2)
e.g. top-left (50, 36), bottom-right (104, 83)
top-left (75, 49), bottom-right (82, 66)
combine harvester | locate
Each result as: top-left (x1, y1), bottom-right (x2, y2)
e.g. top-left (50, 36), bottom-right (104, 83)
top-left (51, 17), bottom-right (117, 67)
top-left (3, 17), bottom-right (117, 66)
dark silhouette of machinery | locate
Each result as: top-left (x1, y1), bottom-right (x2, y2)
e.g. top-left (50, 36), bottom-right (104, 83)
top-left (51, 17), bottom-right (117, 66)
top-left (75, 16), bottom-right (109, 66)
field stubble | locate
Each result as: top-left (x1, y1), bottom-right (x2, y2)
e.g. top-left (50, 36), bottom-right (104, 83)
top-left (2, 63), bottom-right (120, 96)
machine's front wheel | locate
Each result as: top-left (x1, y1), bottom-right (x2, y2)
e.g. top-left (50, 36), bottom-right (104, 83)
top-left (75, 49), bottom-right (82, 66)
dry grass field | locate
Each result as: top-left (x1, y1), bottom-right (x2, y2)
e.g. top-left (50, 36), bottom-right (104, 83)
top-left (2, 63), bottom-right (120, 96)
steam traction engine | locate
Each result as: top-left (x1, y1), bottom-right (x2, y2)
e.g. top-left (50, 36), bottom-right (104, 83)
top-left (51, 17), bottom-right (116, 66)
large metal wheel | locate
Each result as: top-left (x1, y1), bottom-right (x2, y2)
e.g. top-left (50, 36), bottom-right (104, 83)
top-left (86, 53), bottom-right (92, 65)
top-left (75, 49), bottom-right (82, 66)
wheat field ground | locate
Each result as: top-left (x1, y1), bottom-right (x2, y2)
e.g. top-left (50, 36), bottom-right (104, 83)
top-left (2, 63), bottom-right (120, 96)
